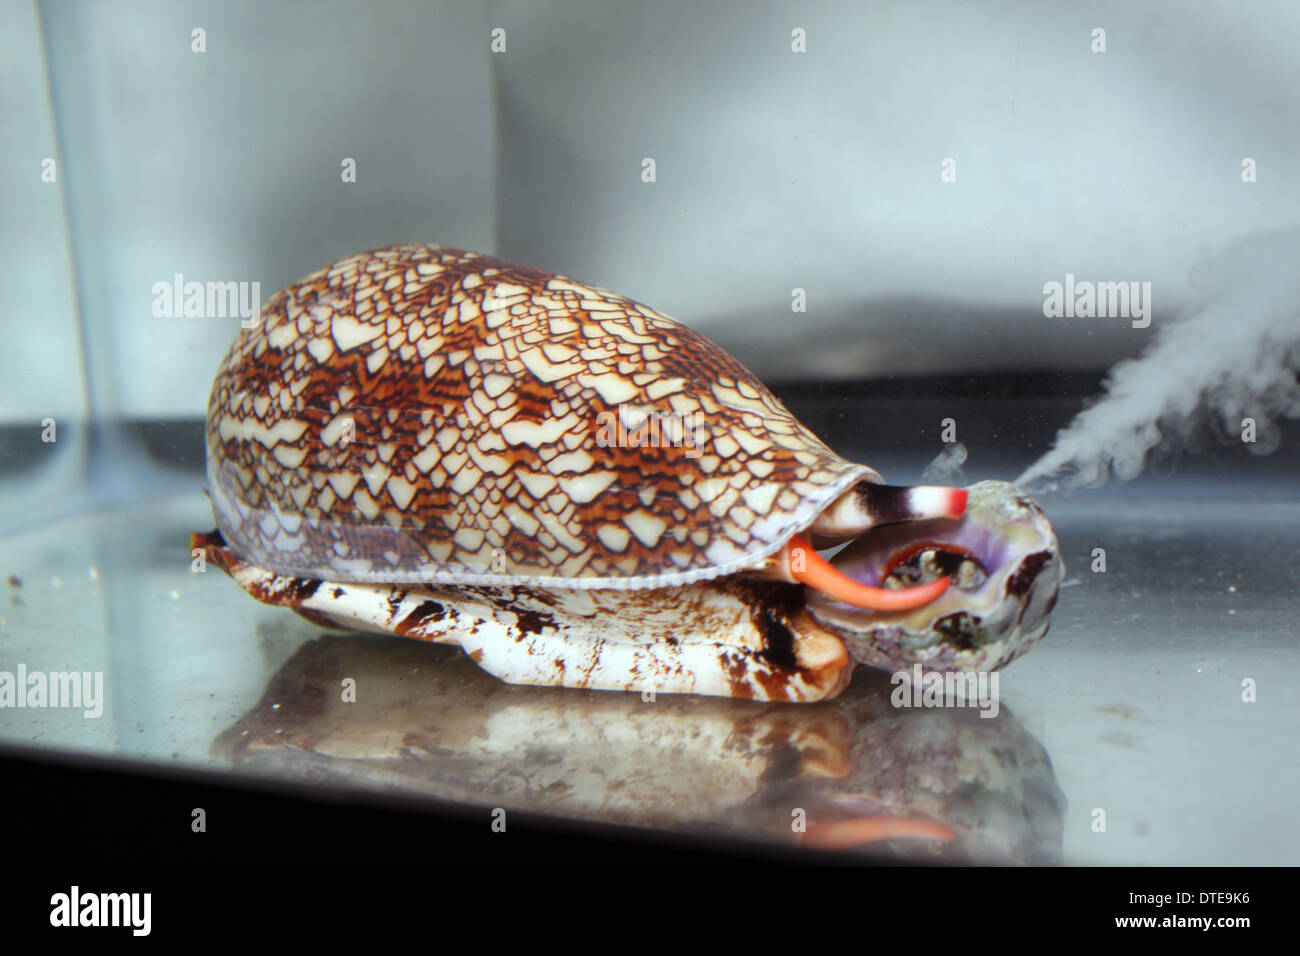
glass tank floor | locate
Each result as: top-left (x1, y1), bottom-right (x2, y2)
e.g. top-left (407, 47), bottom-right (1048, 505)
top-left (1, 479), bottom-right (1296, 865)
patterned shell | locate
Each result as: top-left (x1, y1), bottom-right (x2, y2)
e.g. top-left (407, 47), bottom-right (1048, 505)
top-left (206, 245), bottom-right (873, 588)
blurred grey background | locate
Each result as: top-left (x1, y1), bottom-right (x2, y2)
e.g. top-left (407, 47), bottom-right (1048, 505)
top-left (4, 0), bottom-right (1299, 423)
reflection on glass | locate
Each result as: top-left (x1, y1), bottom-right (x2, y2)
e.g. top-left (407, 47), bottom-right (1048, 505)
top-left (215, 633), bottom-right (1065, 863)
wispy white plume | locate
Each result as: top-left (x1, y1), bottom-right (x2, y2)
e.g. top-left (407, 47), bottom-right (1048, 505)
top-left (1018, 228), bottom-right (1300, 493)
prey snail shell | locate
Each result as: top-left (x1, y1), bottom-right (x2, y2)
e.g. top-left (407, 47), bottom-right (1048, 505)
top-left (192, 245), bottom-right (1064, 702)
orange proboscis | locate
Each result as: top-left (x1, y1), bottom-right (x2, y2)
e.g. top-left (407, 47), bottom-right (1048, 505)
top-left (787, 534), bottom-right (949, 611)
top-left (802, 816), bottom-right (957, 850)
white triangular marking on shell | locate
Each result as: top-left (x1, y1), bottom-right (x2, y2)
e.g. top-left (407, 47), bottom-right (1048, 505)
top-left (742, 484), bottom-right (778, 514)
top-left (272, 445), bottom-right (307, 469)
top-left (386, 476), bottom-right (417, 510)
top-left (519, 347), bottom-right (584, 383)
top-left (558, 471), bottom-right (619, 504)
top-left (645, 377), bottom-right (686, 400)
top-left (331, 315), bottom-right (384, 352)
top-left (578, 373), bottom-right (638, 405)
top-left (545, 450), bottom-right (594, 474)
top-left (516, 471), bottom-right (556, 498)
top-left (596, 524), bottom-right (631, 553)
top-left (624, 510), bottom-right (667, 548)
top-left (305, 337), bottom-right (334, 363)
top-left (501, 414), bottom-right (580, 447)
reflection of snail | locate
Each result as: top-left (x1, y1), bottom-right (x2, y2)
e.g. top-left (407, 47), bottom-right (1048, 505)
top-left (194, 245), bottom-right (1063, 701)
top-left (214, 634), bottom-right (1064, 863)
top-left (748, 673), bottom-right (1067, 863)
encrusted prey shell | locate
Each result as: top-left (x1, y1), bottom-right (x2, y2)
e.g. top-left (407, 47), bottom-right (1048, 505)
top-left (807, 481), bottom-right (1065, 674)
top-left (207, 245), bottom-right (873, 587)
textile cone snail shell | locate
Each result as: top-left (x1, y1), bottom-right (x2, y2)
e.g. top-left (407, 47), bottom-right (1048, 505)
top-left (192, 245), bottom-right (1065, 702)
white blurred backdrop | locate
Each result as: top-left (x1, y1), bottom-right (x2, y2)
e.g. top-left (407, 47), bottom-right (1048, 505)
top-left (4, 0), bottom-right (1298, 421)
